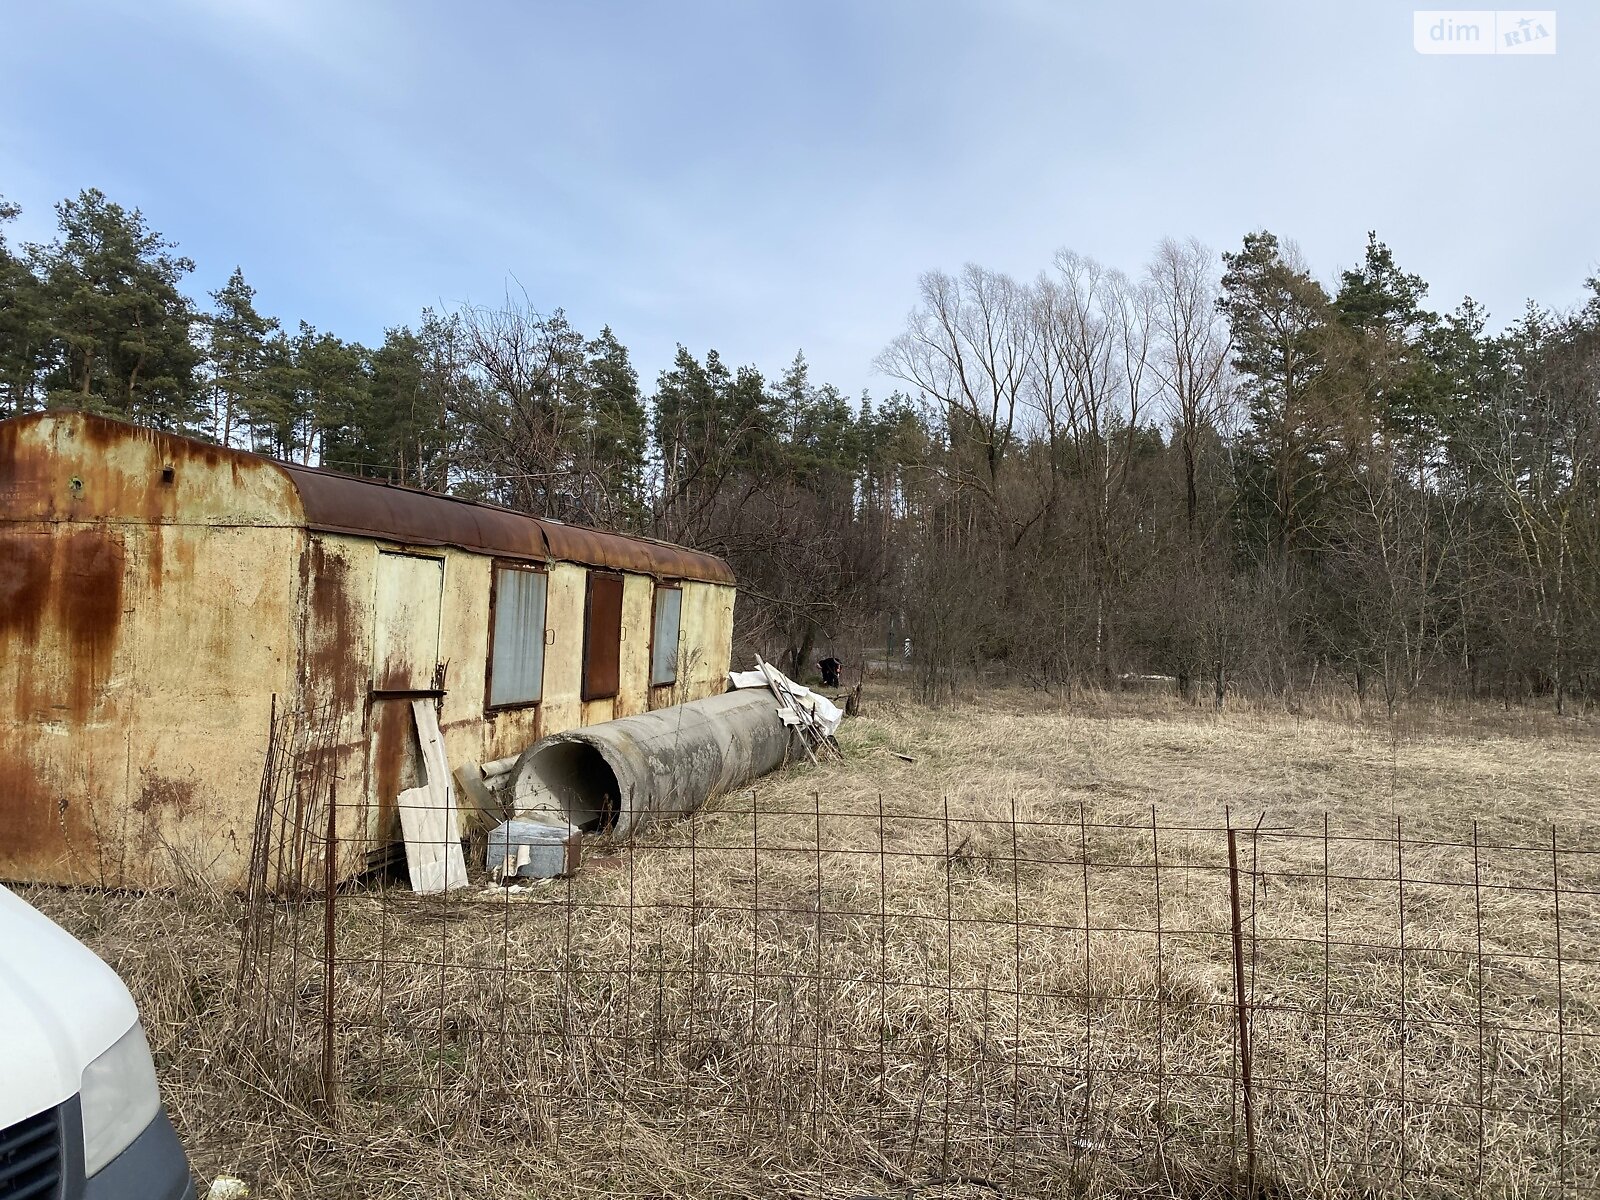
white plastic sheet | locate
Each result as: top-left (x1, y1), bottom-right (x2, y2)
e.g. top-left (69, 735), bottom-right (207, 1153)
top-left (726, 663), bottom-right (845, 737)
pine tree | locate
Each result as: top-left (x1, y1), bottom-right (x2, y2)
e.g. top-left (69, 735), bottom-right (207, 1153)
top-left (1219, 230), bottom-right (1345, 560)
top-left (583, 325), bottom-right (646, 520)
top-left (652, 345), bottom-right (718, 510)
top-left (1334, 233), bottom-right (1444, 461)
top-left (773, 350), bottom-right (810, 445)
top-left (359, 322), bottom-right (457, 487)
top-left (206, 266), bottom-right (279, 445)
top-left (29, 189), bottom-right (200, 428)
top-left (293, 324), bottom-right (371, 467)
top-left (0, 197), bottom-right (47, 417)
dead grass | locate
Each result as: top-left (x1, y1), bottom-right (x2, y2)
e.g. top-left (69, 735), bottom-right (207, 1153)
top-left (23, 684), bottom-right (1600, 1198)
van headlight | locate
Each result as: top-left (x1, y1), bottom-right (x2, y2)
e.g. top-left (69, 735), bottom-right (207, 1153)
top-left (80, 1022), bottom-right (162, 1177)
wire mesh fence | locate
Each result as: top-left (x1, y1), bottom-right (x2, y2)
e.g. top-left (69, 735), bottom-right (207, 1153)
top-left (232, 782), bottom-right (1599, 1198)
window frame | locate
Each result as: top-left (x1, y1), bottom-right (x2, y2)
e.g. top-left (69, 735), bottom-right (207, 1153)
top-left (581, 570), bottom-right (626, 702)
top-left (649, 580), bottom-right (683, 688)
top-left (483, 559), bottom-right (550, 714)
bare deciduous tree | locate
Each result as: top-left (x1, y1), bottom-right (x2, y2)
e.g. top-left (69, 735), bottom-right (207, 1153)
top-left (1147, 236), bottom-right (1234, 536)
top-left (876, 265), bottom-right (1036, 509)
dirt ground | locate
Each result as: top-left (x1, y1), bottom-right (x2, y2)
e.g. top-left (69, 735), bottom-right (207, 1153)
top-left (23, 684), bottom-right (1600, 1198)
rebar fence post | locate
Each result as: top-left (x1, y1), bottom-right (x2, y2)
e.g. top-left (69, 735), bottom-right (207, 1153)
top-left (320, 776), bottom-right (338, 1115)
top-left (1227, 827), bottom-right (1257, 1194)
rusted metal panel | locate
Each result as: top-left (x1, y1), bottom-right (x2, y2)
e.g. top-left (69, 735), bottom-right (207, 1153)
top-left (534, 563), bottom-right (585, 734)
top-left (676, 581), bottom-right (736, 703)
top-left (480, 704), bottom-right (541, 764)
top-left (372, 551), bottom-right (444, 691)
top-left (0, 420), bottom-right (57, 518)
top-left (0, 525), bottom-right (125, 728)
top-left (0, 409), bottom-right (303, 888)
top-left (0, 529), bottom-right (65, 704)
top-left (537, 519), bottom-right (734, 585)
top-left (0, 525), bottom-right (300, 887)
top-left (367, 698), bottom-right (419, 848)
top-left (281, 462), bottom-right (735, 584)
top-left (613, 573), bottom-right (653, 717)
top-left (298, 537), bottom-right (367, 713)
top-left (1, 411), bottom-right (302, 527)
top-left (582, 572), bottom-right (624, 701)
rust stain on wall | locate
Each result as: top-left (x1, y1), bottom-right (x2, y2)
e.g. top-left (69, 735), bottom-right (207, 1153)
top-left (143, 522), bottom-right (165, 583)
top-left (0, 532), bottom-right (51, 645)
top-left (0, 421), bottom-right (55, 516)
top-left (0, 755), bottom-right (55, 869)
top-left (301, 541), bottom-right (361, 705)
top-left (58, 528), bottom-right (125, 720)
top-left (479, 707), bottom-right (541, 763)
top-left (77, 411), bottom-right (226, 468)
top-left (0, 526), bottom-right (125, 724)
top-left (369, 700), bottom-right (414, 843)
top-left (134, 772), bottom-right (198, 818)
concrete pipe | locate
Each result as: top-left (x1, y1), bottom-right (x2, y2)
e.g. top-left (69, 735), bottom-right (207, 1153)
top-left (508, 689), bottom-right (793, 833)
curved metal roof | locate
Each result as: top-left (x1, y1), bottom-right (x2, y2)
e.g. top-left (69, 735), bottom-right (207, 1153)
top-left (279, 462), bottom-right (734, 583)
top-left (3, 412), bottom-right (734, 584)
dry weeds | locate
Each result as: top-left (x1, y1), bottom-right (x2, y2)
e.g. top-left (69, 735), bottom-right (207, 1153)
top-left (22, 685), bottom-right (1600, 1198)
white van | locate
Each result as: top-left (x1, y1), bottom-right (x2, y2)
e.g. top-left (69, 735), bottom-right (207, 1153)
top-left (0, 884), bottom-right (196, 1199)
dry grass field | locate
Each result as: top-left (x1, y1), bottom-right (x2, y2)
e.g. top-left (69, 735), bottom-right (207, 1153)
top-left (24, 684), bottom-right (1600, 1199)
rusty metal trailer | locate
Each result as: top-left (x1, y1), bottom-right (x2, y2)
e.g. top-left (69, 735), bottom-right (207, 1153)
top-left (0, 411), bottom-right (736, 889)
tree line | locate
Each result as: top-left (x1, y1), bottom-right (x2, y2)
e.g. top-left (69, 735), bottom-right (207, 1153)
top-left (878, 234), bottom-right (1599, 713)
top-left (2, 188), bottom-right (1596, 712)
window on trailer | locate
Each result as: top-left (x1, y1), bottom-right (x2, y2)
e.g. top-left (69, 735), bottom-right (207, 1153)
top-left (487, 562), bottom-right (548, 709)
top-left (650, 583), bottom-right (682, 686)
top-left (582, 572), bottom-right (625, 701)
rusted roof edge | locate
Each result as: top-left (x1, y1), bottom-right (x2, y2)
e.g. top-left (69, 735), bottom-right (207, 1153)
top-left (1, 411), bottom-right (736, 585)
top-left (276, 459), bottom-right (736, 585)
top-left (296, 520), bottom-right (544, 559)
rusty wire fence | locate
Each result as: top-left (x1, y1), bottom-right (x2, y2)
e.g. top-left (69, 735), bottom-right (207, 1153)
top-left (232, 787), bottom-right (1600, 1199)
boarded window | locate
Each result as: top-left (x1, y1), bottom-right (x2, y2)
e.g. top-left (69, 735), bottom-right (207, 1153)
top-left (650, 584), bottom-right (682, 686)
top-left (372, 552), bottom-right (444, 691)
top-left (582, 572), bottom-right (624, 701)
top-left (487, 563), bottom-right (547, 708)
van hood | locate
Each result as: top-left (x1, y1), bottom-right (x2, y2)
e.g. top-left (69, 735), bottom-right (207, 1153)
top-left (0, 885), bottom-right (140, 1124)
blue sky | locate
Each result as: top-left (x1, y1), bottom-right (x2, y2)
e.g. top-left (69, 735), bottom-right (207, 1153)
top-left (3, 1), bottom-right (1596, 398)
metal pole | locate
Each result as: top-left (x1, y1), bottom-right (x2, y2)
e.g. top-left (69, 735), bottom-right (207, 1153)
top-left (321, 777), bottom-right (338, 1113)
top-left (1227, 827), bottom-right (1256, 1192)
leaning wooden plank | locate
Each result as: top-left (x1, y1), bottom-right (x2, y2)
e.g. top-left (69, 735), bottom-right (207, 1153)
top-left (405, 700), bottom-right (469, 893)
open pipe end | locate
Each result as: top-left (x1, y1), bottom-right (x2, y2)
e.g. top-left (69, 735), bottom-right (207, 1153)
top-left (516, 739), bottom-right (622, 832)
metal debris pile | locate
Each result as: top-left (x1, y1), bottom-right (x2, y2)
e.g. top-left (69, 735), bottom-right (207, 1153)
top-left (727, 656), bottom-right (844, 763)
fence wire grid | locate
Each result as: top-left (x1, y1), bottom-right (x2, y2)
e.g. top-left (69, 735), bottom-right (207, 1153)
top-left (235, 770), bottom-right (1600, 1199)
